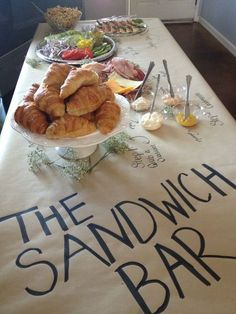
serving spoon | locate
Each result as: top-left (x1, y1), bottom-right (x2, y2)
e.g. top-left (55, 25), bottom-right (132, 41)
top-left (163, 59), bottom-right (175, 98)
top-left (149, 74), bottom-right (161, 116)
top-left (184, 74), bottom-right (192, 119)
top-left (134, 61), bottom-right (155, 100)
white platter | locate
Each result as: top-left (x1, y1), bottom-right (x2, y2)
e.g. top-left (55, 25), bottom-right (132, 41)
top-left (36, 35), bottom-right (116, 65)
top-left (11, 94), bottom-right (130, 148)
top-left (96, 17), bottom-right (147, 37)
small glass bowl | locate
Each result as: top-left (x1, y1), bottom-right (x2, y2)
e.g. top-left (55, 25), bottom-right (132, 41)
top-left (139, 111), bottom-right (164, 131)
top-left (130, 93), bottom-right (154, 112)
top-left (174, 102), bottom-right (206, 127)
top-left (157, 84), bottom-right (186, 120)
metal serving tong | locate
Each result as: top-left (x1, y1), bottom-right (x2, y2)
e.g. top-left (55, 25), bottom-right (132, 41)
top-left (184, 75), bottom-right (192, 119)
top-left (134, 61), bottom-right (155, 100)
top-left (149, 74), bottom-right (161, 115)
top-left (163, 59), bottom-right (175, 98)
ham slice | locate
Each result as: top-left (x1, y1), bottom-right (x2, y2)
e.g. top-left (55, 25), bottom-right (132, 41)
top-left (111, 57), bottom-right (137, 80)
top-left (82, 62), bottom-right (109, 82)
top-left (82, 58), bottom-right (145, 83)
top-left (81, 62), bottom-right (106, 74)
top-left (110, 57), bottom-right (144, 81)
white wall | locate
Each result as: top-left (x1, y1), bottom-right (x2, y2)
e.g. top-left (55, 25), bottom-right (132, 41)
top-left (199, 0), bottom-right (236, 56)
top-left (84, 0), bottom-right (128, 20)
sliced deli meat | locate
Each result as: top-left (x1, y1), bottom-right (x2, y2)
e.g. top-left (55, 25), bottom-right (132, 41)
top-left (110, 57), bottom-right (145, 81)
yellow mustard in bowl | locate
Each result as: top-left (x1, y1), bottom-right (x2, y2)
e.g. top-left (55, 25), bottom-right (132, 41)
top-left (175, 112), bottom-right (198, 127)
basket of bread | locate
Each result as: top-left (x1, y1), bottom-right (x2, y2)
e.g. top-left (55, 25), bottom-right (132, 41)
top-left (13, 63), bottom-right (124, 142)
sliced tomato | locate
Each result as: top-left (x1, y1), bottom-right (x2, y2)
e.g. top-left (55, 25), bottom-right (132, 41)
top-left (61, 49), bottom-right (85, 60)
top-left (83, 48), bottom-right (94, 59)
top-left (61, 48), bottom-right (94, 60)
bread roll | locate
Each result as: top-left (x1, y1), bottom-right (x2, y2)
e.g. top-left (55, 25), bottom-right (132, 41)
top-left (67, 84), bottom-right (115, 116)
top-left (40, 62), bottom-right (71, 89)
top-left (14, 101), bottom-right (50, 134)
top-left (46, 114), bottom-right (96, 139)
top-left (34, 86), bottom-right (65, 118)
top-left (60, 68), bottom-right (100, 99)
top-left (23, 83), bottom-right (40, 102)
top-left (95, 100), bottom-right (121, 134)
top-left (34, 63), bottom-right (71, 117)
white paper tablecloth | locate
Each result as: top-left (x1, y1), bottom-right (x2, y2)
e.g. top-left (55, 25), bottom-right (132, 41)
top-left (0, 19), bottom-right (236, 314)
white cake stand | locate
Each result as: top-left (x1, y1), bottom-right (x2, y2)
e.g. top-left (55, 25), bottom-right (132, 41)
top-left (11, 94), bottom-right (130, 160)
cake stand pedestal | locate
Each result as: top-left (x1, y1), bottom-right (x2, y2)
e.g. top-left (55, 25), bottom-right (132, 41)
top-left (55, 144), bottom-right (98, 160)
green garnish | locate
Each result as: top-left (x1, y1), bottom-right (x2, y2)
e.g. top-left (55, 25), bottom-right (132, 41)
top-left (44, 30), bottom-right (81, 41)
top-left (27, 132), bottom-right (131, 181)
top-left (132, 18), bottom-right (144, 24)
top-left (25, 57), bottom-right (42, 68)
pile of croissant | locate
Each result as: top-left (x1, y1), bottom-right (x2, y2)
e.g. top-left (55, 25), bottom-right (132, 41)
top-left (14, 62), bottom-right (121, 139)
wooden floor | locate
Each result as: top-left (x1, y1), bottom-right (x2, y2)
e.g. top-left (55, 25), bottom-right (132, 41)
top-left (165, 22), bottom-right (236, 119)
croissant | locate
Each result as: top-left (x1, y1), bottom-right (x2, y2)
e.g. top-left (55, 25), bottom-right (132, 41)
top-left (67, 83), bottom-right (115, 116)
top-left (34, 86), bottom-right (65, 118)
top-left (41, 63), bottom-right (71, 89)
top-left (23, 83), bottom-right (40, 102)
top-left (60, 68), bottom-right (100, 99)
top-left (14, 101), bottom-right (50, 134)
top-left (95, 101), bottom-right (121, 134)
top-left (46, 114), bottom-right (96, 139)
top-left (80, 111), bottom-right (95, 122)
top-left (33, 63), bottom-right (71, 117)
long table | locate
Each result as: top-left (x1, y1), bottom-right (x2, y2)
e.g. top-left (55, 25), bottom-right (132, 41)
top-left (0, 18), bottom-right (236, 314)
